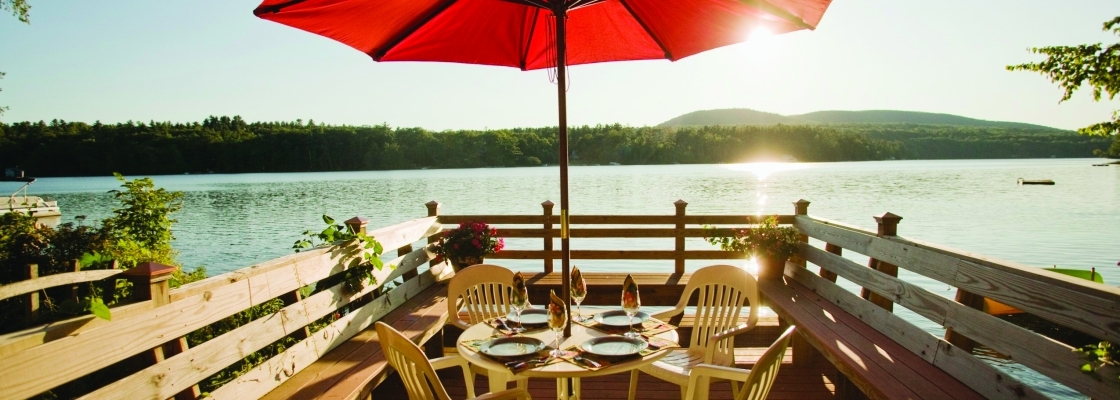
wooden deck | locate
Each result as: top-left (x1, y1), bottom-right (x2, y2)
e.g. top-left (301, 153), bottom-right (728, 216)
top-left (372, 348), bottom-right (838, 399)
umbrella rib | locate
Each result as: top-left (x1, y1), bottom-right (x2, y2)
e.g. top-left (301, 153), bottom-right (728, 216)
top-left (520, 8), bottom-right (541, 71)
top-left (615, 0), bottom-right (673, 60)
top-left (370, 0), bottom-right (459, 60)
top-left (737, 0), bottom-right (814, 30)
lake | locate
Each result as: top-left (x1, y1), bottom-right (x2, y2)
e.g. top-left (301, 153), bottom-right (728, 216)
top-left (12, 158), bottom-right (1118, 398)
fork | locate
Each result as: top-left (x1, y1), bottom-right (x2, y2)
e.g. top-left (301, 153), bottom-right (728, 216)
top-left (573, 355), bottom-right (601, 368)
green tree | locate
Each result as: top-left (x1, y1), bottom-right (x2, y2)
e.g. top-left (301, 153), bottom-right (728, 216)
top-left (101, 173), bottom-right (185, 267)
top-left (1, 0), bottom-right (30, 22)
top-left (1008, 16), bottom-right (1120, 157)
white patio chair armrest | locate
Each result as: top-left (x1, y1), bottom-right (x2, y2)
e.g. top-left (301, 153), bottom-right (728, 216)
top-left (711, 322), bottom-right (756, 342)
top-left (429, 354), bottom-right (470, 371)
top-left (651, 305), bottom-right (685, 321)
top-left (691, 363), bottom-right (751, 382)
top-left (451, 318), bottom-right (472, 331)
top-left (703, 322), bottom-right (756, 363)
top-left (684, 364), bottom-right (751, 400)
top-left (430, 354), bottom-right (478, 398)
top-left (472, 388), bottom-right (531, 400)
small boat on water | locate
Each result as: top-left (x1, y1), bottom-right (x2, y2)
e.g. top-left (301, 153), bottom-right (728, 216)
top-left (1017, 178), bottom-right (1055, 185)
top-left (2, 168), bottom-right (62, 224)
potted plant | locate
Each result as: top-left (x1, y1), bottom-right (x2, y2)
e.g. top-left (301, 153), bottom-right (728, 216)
top-left (434, 221), bottom-right (505, 272)
top-left (705, 216), bottom-right (800, 280)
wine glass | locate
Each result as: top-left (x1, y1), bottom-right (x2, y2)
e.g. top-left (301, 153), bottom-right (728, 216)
top-left (571, 267), bottom-right (588, 322)
top-left (621, 274), bottom-right (641, 339)
top-left (509, 272), bottom-right (530, 333)
top-left (547, 291), bottom-right (568, 358)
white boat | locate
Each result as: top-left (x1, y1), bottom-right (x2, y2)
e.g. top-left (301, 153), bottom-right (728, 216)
top-left (2, 168), bottom-right (62, 225)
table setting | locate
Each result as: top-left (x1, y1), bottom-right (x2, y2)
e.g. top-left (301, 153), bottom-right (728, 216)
top-left (456, 268), bottom-right (681, 398)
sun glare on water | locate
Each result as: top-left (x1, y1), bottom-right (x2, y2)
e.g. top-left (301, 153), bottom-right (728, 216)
top-left (722, 161), bottom-right (810, 216)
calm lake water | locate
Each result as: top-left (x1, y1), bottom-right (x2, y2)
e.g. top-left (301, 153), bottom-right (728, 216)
top-left (11, 158), bottom-right (1118, 398)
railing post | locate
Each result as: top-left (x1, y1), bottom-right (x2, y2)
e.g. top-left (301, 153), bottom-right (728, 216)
top-left (674, 199), bottom-right (688, 274)
top-left (344, 216), bottom-right (368, 235)
top-left (821, 244), bottom-right (841, 282)
top-left (791, 200), bottom-right (810, 268)
top-left (69, 259), bottom-right (81, 303)
top-left (862, 213), bottom-right (902, 312)
top-left (426, 201), bottom-right (441, 269)
top-left (946, 288), bottom-right (985, 352)
top-left (25, 264), bottom-right (39, 325)
top-left (122, 262), bottom-right (201, 400)
top-left (542, 200), bottom-right (555, 274)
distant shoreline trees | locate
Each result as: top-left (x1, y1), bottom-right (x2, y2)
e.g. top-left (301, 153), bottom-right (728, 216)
top-left (0, 117), bottom-right (1110, 177)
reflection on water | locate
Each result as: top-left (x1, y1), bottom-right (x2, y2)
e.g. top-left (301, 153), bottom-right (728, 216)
top-left (23, 158), bottom-right (1118, 399)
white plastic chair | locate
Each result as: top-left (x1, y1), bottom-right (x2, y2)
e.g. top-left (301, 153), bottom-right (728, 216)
top-left (628, 264), bottom-right (760, 400)
top-left (446, 264), bottom-right (531, 390)
top-left (375, 321), bottom-right (531, 400)
top-left (447, 264), bottom-right (518, 330)
top-left (684, 326), bottom-right (796, 400)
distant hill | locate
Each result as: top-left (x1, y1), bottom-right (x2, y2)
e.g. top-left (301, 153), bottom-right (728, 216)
top-left (659, 109), bottom-right (1066, 131)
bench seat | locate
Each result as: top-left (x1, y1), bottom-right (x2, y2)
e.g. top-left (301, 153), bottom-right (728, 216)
top-left (261, 282), bottom-right (450, 400)
top-left (760, 277), bottom-right (985, 400)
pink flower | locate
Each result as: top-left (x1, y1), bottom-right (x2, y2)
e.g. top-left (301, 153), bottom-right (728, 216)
top-left (472, 238), bottom-right (481, 248)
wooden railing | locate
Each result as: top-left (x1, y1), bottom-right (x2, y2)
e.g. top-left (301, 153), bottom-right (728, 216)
top-left (3, 199), bottom-right (1117, 399)
top-left (0, 216), bottom-right (444, 400)
top-left (789, 200), bottom-right (1120, 400)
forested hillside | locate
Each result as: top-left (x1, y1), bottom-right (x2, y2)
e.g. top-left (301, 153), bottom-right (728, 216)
top-left (0, 117), bottom-right (1109, 177)
top-left (660, 108), bottom-right (1064, 131)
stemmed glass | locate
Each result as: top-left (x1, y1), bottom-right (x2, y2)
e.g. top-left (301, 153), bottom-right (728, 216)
top-left (510, 272), bottom-right (529, 333)
top-left (571, 266), bottom-right (588, 322)
top-left (547, 290), bottom-right (568, 358)
top-left (621, 274), bottom-right (642, 339)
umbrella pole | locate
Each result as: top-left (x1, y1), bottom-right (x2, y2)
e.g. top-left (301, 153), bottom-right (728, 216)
top-left (555, 9), bottom-right (572, 338)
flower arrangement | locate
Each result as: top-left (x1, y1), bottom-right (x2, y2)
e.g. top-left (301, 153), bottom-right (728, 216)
top-left (705, 216), bottom-right (799, 259)
top-left (705, 216), bottom-right (800, 279)
top-left (434, 221), bottom-right (504, 269)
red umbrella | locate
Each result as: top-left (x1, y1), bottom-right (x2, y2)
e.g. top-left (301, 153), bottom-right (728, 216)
top-left (254, 0), bottom-right (831, 334)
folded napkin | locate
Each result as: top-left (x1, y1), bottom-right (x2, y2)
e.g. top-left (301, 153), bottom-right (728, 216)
top-left (640, 336), bottom-right (681, 355)
top-left (486, 317), bottom-right (548, 335)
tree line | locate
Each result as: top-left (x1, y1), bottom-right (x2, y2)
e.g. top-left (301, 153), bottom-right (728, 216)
top-left (0, 117), bottom-right (1111, 176)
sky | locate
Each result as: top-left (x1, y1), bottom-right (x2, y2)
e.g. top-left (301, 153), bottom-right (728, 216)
top-left (1, 0), bottom-right (1119, 131)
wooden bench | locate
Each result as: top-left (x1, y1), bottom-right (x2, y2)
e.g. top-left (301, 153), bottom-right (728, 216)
top-left (260, 282), bottom-right (450, 400)
top-left (760, 275), bottom-right (985, 400)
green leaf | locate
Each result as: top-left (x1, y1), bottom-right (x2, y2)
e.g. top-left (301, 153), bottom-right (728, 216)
top-left (322, 215), bottom-right (335, 225)
top-left (89, 298), bottom-right (112, 321)
top-left (371, 257), bottom-right (384, 270)
top-left (373, 241), bottom-right (383, 254)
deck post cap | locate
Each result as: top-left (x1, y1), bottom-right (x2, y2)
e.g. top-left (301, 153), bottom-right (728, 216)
top-left (874, 212), bottom-right (902, 236)
top-left (674, 199), bottom-right (688, 206)
top-left (542, 200), bottom-right (555, 207)
top-left (122, 262), bottom-right (177, 282)
top-left (793, 199), bottom-right (811, 215)
top-left (425, 201), bottom-right (440, 216)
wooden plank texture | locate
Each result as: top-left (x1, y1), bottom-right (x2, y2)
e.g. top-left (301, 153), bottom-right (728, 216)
top-left (795, 216), bottom-right (1120, 345)
top-left (786, 266), bottom-right (1045, 400)
top-left (491, 250), bottom-right (743, 260)
top-left (0, 270), bottom-right (123, 301)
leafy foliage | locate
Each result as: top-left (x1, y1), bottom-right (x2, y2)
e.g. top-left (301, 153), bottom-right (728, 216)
top-left (101, 173), bottom-right (183, 267)
top-left (1075, 341), bottom-right (1117, 380)
top-left (1, 0), bottom-right (30, 23)
top-left (433, 221), bottom-right (504, 262)
top-left (705, 216), bottom-right (800, 260)
top-left (293, 215), bottom-right (386, 293)
top-left (1008, 16), bottom-right (1120, 156)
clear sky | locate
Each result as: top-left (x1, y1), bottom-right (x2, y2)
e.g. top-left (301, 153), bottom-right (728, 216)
top-left (1, 0), bottom-right (1118, 131)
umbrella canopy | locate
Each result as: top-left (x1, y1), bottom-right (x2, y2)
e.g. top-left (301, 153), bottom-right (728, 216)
top-left (254, 0), bottom-right (832, 335)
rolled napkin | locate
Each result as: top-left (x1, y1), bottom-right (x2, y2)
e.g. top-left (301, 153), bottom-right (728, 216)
top-left (548, 290), bottom-right (567, 328)
top-left (622, 274), bottom-right (640, 310)
top-left (511, 271), bottom-right (528, 306)
top-left (571, 266), bottom-right (586, 297)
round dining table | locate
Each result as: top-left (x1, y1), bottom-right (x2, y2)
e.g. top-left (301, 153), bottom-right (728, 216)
top-left (457, 319), bottom-right (678, 400)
